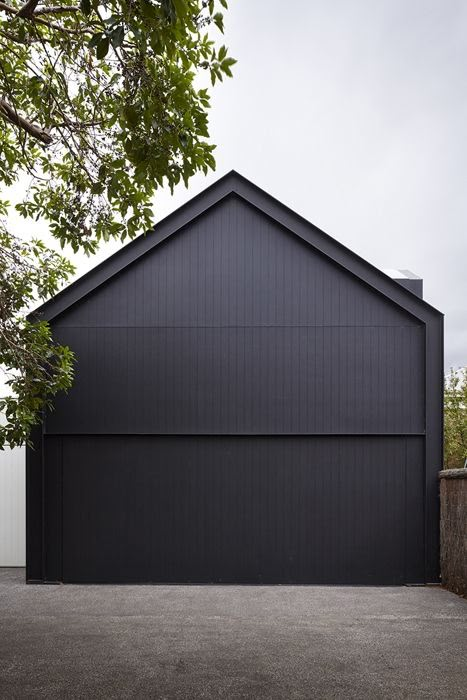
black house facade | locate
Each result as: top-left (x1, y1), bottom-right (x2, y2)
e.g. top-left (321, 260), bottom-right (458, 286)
top-left (27, 172), bottom-right (443, 584)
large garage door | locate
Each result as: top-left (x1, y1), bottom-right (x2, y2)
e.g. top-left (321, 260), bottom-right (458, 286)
top-left (46, 435), bottom-right (425, 584)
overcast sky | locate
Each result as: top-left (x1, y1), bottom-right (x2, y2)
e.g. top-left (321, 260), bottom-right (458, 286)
top-left (15, 0), bottom-right (467, 369)
top-left (206, 0), bottom-right (467, 370)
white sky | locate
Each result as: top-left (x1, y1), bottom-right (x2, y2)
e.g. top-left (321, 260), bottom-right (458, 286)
top-left (9, 0), bottom-right (467, 369)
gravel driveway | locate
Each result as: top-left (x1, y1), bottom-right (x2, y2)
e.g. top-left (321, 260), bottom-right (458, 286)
top-left (0, 568), bottom-right (466, 699)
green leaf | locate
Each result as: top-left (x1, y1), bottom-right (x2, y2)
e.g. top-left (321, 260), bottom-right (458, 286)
top-left (218, 45), bottom-right (227, 61)
top-left (88, 32), bottom-right (103, 48)
top-left (172, 0), bottom-right (187, 18)
top-left (221, 56), bottom-right (236, 77)
top-left (96, 36), bottom-right (110, 59)
top-left (110, 26), bottom-right (125, 49)
top-left (80, 0), bottom-right (91, 15)
top-left (123, 105), bottom-right (139, 128)
top-left (213, 12), bottom-right (224, 33)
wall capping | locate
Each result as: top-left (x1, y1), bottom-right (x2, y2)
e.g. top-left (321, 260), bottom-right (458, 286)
top-left (439, 468), bottom-right (467, 480)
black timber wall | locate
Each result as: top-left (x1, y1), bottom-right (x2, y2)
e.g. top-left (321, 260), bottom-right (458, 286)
top-left (46, 435), bottom-right (424, 584)
top-left (27, 193), bottom-right (441, 584)
top-left (47, 196), bottom-right (425, 436)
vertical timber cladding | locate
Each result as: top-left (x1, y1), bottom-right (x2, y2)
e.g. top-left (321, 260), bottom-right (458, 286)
top-left (28, 172), bottom-right (443, 584)
top-left (52, 435), bottom-right (423, 584)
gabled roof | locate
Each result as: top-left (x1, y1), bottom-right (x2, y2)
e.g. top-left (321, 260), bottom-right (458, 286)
top-left (32, 170), bottom-right (442, 323)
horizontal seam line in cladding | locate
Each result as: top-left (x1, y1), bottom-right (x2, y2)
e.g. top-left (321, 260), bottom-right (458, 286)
top-left (53, 324), bottom-right (424, 329)
top-left (42, 432), bottom-right (427, 437)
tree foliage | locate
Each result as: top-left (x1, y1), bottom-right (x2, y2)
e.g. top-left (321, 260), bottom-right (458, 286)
top-left (0, 0), bottom-right (234, 448)
top-left (444, 367), bottom-right (467, 469)
top-left (0, 227), bottom-right (75, 448)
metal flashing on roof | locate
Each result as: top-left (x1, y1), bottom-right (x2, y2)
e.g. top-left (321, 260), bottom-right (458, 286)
top-left (384, 269), bottom-right (424, 299)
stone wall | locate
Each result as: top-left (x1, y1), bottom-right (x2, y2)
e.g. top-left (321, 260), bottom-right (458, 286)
top-left (439, 469), bottom-right (467, 596)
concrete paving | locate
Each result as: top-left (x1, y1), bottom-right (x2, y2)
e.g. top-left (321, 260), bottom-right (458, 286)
top-left (0, 568), bottom-right (466, 699)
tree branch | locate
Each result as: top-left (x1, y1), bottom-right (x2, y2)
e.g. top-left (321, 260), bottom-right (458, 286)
top-left (0, 97), bottom-right (53, 144)
top-left (34, 5), bottom-right (80, 16)
top-left (16, 0), bottom-right (40, 17)
top-left (0, 2), bottom-right (16, 15)
top-left (0, 0), bottom-right (89, 34)
top-left (0, 27), bottom-right (36, 43)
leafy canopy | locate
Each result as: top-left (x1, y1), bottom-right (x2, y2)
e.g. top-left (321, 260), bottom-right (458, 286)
top-left (0, 0), bottom-right (235, 250)
top-left (444, 367), bottom-right (467, 469)
top-left (0, 0), bottom-right (235, 448)
top-left (0, 226), bottom-right (75, 448)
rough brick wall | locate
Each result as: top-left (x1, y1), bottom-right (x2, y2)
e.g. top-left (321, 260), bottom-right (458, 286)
top-left (439, 469), bottom-right (467, 596)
